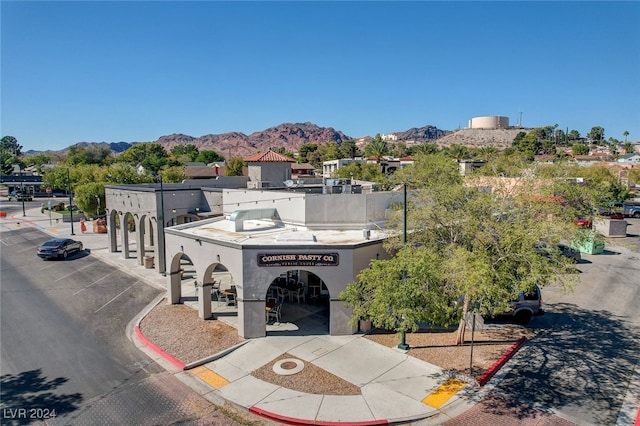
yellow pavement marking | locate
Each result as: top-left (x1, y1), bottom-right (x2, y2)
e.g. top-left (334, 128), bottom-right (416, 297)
top-left (191, 365), bottom-right (229, 389)
top-left (422, 378), bottom-right (466, 408)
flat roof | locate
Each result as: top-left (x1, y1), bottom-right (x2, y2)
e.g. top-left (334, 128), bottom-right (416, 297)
top-left (166, 217), bottom-right (391, 247)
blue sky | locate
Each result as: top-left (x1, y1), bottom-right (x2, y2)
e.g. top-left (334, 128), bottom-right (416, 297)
top-left (2, 1), bottom-right (639, 153)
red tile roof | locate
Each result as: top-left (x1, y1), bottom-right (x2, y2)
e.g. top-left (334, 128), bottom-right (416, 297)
top-left (244, 151), bottom-right (296, 163)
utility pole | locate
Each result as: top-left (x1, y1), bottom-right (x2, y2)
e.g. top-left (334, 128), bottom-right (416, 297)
top-left (68, 168), bottom-right (75, 235)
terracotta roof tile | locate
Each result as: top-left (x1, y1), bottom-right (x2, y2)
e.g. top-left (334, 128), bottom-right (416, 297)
top-left (244, 151), bottom-right (296, 162)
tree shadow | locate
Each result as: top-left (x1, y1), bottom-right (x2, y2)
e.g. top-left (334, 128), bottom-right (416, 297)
top-left (0, 369), bottom-right (83, 425)
top-left (479, 303), bottom-right (640, 424)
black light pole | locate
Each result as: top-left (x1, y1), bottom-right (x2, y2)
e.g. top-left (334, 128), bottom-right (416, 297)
top-left (68, 168), bottom-right (75, 235)
top-left (158, 174), bottom-right (166, 276)
top-left (19, 164), bottom-right (26, 217)
top-left (398, 182), bottom-right (410, 350)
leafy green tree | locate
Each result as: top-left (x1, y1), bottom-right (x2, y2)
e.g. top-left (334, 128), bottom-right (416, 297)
top-left (513, 132), bottom-right (541, 157)
top-left (272, 146), bottom-right (295, 158)
top-left (363, 135), bottom-right (389, 161)
top-left (117, 142), bottom-right (169, 173)
top-left (623, 142), bottom-right (634, 154)
top-left (103, 163), bottom-right (146, 184)
top-left (297, 143), bottom-right (319, 164)
top-left (67, 144), bottom-right (113, 166)
top-left (540, 139), bottom-right (556, 155)
top-left (333, 161), bottom-right (388, 184)
top-left (390, 142), bottom-right (409, 158)
top-left (171, 144), bottom-right (199, 162)
top-left (384, 153), bottom-right (581, 344)
top-left (588, 126), bottom-right (605, 144)
top-left (572, 143), bottom-right (589, 156)
top-left (340, 246), bottom-right (456, 346)
top-left (24, 154), bottom-right (52, 173)
top-left (339, 139), bottom-right (360, 159)
top-left (1, 136), bottom-right (22, 174)
top-left (1, 135), bottom-right (22, 157)
top-left (195, 149), bottom-right (225, 164)
top-left (74, 182), bottom-right (106, 217)
top-left (160, 166), bottom-right (186, 183)
top-left (568, 129), bottom-right (581, 141)
top-left (318, 141), bottom-right (342, 163)
top-left (226, 157), bottom-right (246, 176)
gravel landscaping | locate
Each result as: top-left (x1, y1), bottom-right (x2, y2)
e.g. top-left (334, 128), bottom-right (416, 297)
top-left (139, 300), bottom-right (535, 393)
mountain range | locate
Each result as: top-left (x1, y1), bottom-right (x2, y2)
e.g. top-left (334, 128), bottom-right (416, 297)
top-left (29, 122), bottom-right (517, 158)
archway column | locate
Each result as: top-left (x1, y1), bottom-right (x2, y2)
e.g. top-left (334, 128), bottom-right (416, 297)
top-left (120, 214), bottom-right (129, 259)
top-left (330, 298), bottom-right (355, 335)
top-left (135, 216), bottom-right (145, 266)
top-left (107, 211), bottom-right (117, 253)
top-left (167, 270), bottom-right (182, 304)
top-left (197, 283), bottom-right (213, 319)
top-left (238, 299), bottom-right (267, 338)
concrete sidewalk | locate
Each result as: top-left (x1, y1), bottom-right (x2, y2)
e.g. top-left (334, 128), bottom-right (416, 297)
top-left (1, 207), bottom-right (486, 425)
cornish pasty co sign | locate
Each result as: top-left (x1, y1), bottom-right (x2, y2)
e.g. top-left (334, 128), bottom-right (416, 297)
top-left (257, 253), bottom-right (339, 267)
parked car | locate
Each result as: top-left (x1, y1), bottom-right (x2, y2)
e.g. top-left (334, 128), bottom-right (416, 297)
top-left (8, 191), bottom-right (33, 201)
top-left (37, 238), bottom-right (84, 260)
top-left (502, 285), bottom-right (544, 324)
top-left (556, 243), bottom-right (582, 262)
top-left (535, 242), bottom-right (581, 263)
top-left (596, 202), bottom-right (624, 218)
top-left (623, 202), bottom-right (640, 218)
top-left (575, 217), bottom-right (592, 228)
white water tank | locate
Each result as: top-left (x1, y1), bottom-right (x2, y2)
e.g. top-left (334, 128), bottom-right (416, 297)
top-left (468, 116), bottom-right (509, 129)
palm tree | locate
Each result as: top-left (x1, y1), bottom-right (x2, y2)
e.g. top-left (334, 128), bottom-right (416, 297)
top-left (623, 131), bottom-right (629, 142)
top-left (364, 135), bottom-right (389, 162)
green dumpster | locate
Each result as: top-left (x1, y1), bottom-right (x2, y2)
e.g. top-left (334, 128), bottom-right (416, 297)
top-left (571, 231), bottom-right (605, 254)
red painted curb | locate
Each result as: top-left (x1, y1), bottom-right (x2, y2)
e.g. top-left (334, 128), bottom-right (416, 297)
top-left (249, 406), bottom-right (388, 426)
top-left (477, 336), bottom-right (527, 386)
top-left (634, 405), bottom-right (640, 426)
top-left (135, 325), bottom-right (186, 370)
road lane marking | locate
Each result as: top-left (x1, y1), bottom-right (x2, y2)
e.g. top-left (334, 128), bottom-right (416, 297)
top-left (94, 282), bottom-right (138, 313)
top-left (71, 271), bottom-right (117, 294)
top-left (53, 261), bottom-right (99, 283)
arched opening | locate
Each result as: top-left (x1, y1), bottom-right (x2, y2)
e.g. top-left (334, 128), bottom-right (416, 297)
top-left (265, 270), bottom-right (329, 336)
top-left (209, 263), bottom-right (238, 314)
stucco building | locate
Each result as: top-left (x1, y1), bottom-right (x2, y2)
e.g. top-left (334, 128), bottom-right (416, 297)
top-left (104, 155), bottom-right (403, 339)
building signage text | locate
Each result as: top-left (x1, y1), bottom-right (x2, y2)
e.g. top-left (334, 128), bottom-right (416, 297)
top-left (257, 253), bottom-right (339, 267)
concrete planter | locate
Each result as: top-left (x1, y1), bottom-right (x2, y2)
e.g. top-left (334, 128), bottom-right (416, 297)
top-left (49, 211), bottom-right (86, 223)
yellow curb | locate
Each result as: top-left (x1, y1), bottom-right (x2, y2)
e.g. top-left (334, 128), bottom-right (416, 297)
top-left (422, 378), bottom-right (466, 408)
top-left (191, 365), bottom-right (229, 389)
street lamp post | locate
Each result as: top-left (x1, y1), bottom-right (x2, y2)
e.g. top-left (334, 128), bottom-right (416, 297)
top-left (68, 169), bottom-right (75, 236)
top-left (157, 175), bottom-right (166, 276)
top-left (398, 182), bottom-right (410, 351)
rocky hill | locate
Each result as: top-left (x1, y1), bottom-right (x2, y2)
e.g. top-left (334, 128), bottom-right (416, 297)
top-left (157, 122), bottom-right (350, 158)
top-left (393, 125), bottom-right (450, 142)
top-left (433, 128), bottom-right (529, 150)
top-left (25, 122), bottom-right (527, 157)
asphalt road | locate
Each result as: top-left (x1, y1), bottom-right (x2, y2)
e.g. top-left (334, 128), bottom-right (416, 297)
top-left (451, 224), bottom-right (640, 426)
top-left (0, 225), bottom-right (242, 425)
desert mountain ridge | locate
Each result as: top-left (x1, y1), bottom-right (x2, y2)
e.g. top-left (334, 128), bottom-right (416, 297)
top-left (26, 122), bottom-right (526, 158)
